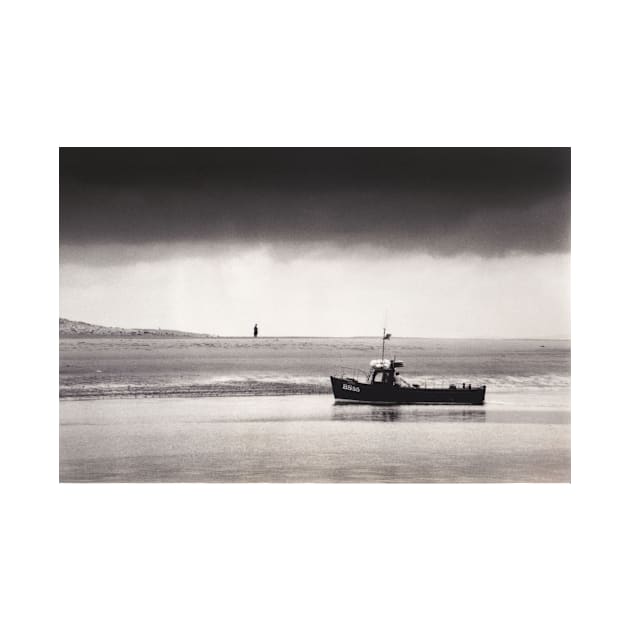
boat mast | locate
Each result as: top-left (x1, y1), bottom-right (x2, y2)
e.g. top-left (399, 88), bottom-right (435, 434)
top-left (381, 328), bottom-right (386, 362)
top-left (381, 328), bottom-right (391, 362)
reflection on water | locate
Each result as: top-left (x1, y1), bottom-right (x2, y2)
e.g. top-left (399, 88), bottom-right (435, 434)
top-left (60, 393), bottom-right (570, 482)
top-left (332, 402), bottom-right (486, 423)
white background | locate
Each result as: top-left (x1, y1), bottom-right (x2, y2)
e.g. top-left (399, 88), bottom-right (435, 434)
top-left (2, 1), bottom-right (630, 628)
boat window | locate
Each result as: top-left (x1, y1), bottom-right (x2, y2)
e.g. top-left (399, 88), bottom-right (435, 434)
top-left (373, 371), bottom-right (392, 384)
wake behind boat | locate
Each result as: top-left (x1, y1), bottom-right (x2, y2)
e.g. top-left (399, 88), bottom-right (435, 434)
top-left (330, 330), bottom-right (486, 405)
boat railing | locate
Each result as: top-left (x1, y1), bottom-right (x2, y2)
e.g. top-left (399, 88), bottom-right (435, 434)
top-left (335, 366), bottom-right (370, 383)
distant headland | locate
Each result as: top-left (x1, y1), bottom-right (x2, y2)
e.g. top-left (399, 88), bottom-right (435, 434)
top-left (59, 317), bottom-right (213, 338)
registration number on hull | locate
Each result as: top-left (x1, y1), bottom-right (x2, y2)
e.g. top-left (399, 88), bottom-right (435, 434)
top-left (342, 384), bottom-right (361, 393)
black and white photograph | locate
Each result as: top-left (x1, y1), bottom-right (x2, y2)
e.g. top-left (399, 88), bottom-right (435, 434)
top-left (6, 2), bottom-right (630, 629)
top-left (60, 147), bottom-right (570, 483)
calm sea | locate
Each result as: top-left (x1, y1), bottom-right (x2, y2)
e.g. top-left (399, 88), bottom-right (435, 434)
top-left (59, 337), bottom-right (570, 482)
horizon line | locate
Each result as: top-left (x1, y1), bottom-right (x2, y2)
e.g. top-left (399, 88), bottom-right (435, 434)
top-left (59, 317), bottom-right (570, 341)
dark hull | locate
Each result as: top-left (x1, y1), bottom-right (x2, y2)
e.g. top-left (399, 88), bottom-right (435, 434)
top-left (331, 376), bottom-right (485, 405)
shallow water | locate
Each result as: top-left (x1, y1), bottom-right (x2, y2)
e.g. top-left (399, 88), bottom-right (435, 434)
top-left (59, 337), bottom-right (570, 482)
top-left (60, 336), bottom-right (570, 398)
top-left (60, 391), bottom-right (570, 483)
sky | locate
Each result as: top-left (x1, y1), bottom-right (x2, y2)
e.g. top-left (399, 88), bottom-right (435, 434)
top-left (60, 148), bottom-right (570, 337)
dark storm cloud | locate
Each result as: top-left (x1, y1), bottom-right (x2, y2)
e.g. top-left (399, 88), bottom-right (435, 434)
top-left (59, 148), bottom-right (570, 256)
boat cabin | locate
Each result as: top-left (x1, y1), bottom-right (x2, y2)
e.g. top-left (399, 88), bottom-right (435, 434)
top-left (367, 359), bottom-right (405, 385)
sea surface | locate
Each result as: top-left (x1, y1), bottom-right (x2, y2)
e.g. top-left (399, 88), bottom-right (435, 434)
top-left (59, 337), bottom-right (570, 482)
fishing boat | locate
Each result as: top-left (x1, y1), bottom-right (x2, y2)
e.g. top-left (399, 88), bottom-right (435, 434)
top-left (330, 330), bottom-right (486, 405)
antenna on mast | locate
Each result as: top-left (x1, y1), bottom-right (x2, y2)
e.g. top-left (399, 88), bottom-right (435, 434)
top-left (381, 310), bottom-right (390, 362)
top-left (381, 328), bottom-right (391, 362)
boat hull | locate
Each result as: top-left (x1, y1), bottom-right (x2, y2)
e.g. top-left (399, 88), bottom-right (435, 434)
top-left (330, 376), bottom-right (485, 405)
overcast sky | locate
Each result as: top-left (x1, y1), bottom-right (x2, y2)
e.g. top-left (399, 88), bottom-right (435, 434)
top-left (60, 148), bottom-right (570, 337)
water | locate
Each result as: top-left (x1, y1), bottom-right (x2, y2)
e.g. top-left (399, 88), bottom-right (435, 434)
top-left (60, 336), bottom-right (570, 397)
top-left (59, 337), bottom-right (570, 482)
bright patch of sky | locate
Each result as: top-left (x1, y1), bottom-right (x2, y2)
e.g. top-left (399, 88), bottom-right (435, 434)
top-left (60, 247), bottom-right (570, 338)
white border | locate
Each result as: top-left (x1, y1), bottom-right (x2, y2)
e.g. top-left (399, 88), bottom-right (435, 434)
top-left (4, 1), bottom-right (629, 628)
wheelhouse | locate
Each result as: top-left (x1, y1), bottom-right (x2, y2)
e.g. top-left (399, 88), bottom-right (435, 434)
top-left (367, 359), bottom-right (405, 385)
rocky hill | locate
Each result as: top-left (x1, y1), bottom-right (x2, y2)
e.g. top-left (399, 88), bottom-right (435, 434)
top-left (59, 318), bottom-right (212, 337)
